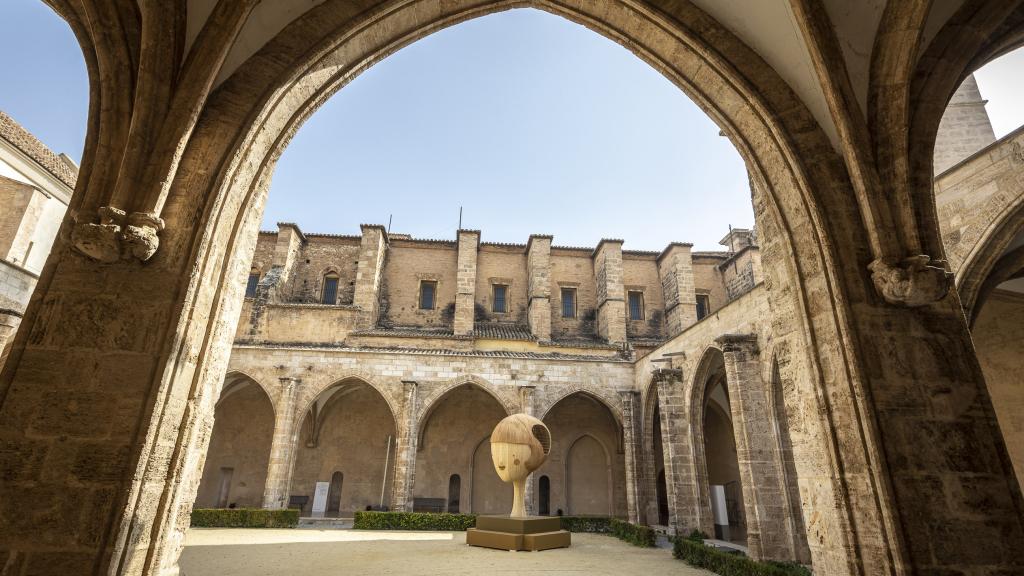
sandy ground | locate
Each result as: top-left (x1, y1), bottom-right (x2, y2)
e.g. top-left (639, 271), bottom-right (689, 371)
top-left (180, 529), bottom-right (712, 575)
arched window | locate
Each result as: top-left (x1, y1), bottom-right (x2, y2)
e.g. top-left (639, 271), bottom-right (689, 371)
top-left (448, 474), bottom-right (461, 513)
top-left (245, 269), bottom-right (260, 298)
top-left (321, 273), bottom-right (339, 304)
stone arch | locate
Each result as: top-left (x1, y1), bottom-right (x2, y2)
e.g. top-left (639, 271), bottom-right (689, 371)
top-left (219, 370), bottom-right (276, 416)
top-left (688, 344), bottom-right (727, 536)
top-left (540, 390), bottom-right (627, 518)
top-left (296, 372), bottom-right (399, 427)
top-left (194, 370), bottom-right (276, 509)
top-left (416, 375), bottom-right (515, 438)
top-left (291, 376), bottom-right (398, 515)
top-left (537, 386), bottom-right (623, 431)
top-left (24, 2), bottom-right (934, 573)
top-left (564, 433), bottom-right (614, 517)
top-left (956, 194), bottom-right (1024, 324)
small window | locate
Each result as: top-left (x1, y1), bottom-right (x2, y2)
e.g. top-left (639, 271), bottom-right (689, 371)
top-left (245, 271), bottom-right (260, 298)
top-left (561, 287), bottom-right (577, 318)
top-left (696, 294), bottom-right (710, 320)
top-left (492, 284), bottom-right (508, 313)
top-left (628, 291), bottom-right (644, 321)
top-left (419, 280), bottom-right (437, 310)
top-left (321, 275), bottom-right (339, 304)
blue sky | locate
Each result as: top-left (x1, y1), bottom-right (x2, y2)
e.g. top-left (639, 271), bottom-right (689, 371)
top-left (1, 2), bottom-right (1022, 251)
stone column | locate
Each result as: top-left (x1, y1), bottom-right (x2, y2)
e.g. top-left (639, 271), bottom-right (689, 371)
top-left (593, 239), bottom-right (626, 345)
top-left (653, 368), bottom-right (704, 534)
top-left (526, 235), bottom-right (552, 341)
top-left (353, 224), bottom-right (388, 327)
top-left (454, 230), bottom-right (479, 336)
top-left (619, 390), bottom-right (642, 524)
top-left (657, 242), bottom-right (697, 337)
top-left (391, 380), bottom-right (419, 511)
top-left (519, 384), bottom-right (537, 515)
top-left (717, 334), bottom-right (795, 561)
top-left (0, 308), bottom-right (21, 371)
top-left (262, 377), bottom-right (301, 509)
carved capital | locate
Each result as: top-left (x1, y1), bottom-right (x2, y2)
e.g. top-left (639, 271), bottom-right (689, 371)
top-left (715, 333), bottom-right (759, 354)
top-left (121, 211), bottom-right (165, 261)
top-left (651, 368), bottom-right (683, 386)
top-left (72, 207), bottom-right (165, 262)
top-left (868, 255), bottom-right (952, 307)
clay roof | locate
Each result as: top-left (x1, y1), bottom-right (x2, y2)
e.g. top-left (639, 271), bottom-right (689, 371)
top-left (472, 323), bottom-right (534, 341)
top-left (0, 111), bottom-right (77, 188)
top-left (233, 341), bottom-right (629, 362)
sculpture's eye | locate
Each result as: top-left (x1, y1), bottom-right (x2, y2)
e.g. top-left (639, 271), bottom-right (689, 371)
top-left (514, 458), bottom-right (521, 466)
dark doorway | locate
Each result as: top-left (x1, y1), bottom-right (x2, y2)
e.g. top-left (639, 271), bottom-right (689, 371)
top-left (327, 471), bottom-right (343, 515)
top-left (539, 475), bottom-right (551, 515)
top-left (656, 468), bottom-right (669, 525)
top-left (448, 474), bottom-right (461, 513)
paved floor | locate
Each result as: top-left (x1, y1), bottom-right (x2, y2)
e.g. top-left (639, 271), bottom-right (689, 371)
top-left (180, 529), bottom-right (713, 575)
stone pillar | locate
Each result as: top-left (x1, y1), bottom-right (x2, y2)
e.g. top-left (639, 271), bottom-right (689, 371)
top-left (653, 368), bottom-right (705, 534)
top-left (593, 239), bottom-right (626, 344)
top-left (526, 235), bottom-right (552, 341)
top-left (717, 334), bottom-right (795, 561)
top-left (454, 230), bottom-right (479, 336)
top-left (619, 390), bottom-right (643, 524)
top-left (657, 243), bottom-right (697, 337)
top-left (353, 224), bottom-right (388, 327)
top-left (262, 377), bottom-right (301, 509)
top-left (0, 308), bottom-right (21, 371)
top-left (272, 222), bottom-right (305, 283)
top-left (519, 384), bottom-right (537, 515)
top-left (391, 380), bottom-right (419, 511)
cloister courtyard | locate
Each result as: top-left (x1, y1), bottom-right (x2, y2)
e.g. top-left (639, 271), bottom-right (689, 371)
top-left (179, 529), bottom-right (706, 576)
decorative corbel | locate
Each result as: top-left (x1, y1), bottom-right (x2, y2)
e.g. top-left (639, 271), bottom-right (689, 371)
top-left (868, 255), bottom-right (952, 307)
top-left (72, 207), bottom-right (165, 263)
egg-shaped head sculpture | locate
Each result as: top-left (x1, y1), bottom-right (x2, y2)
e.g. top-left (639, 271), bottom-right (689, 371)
top-left (490, 414), bottom-right (551, 517)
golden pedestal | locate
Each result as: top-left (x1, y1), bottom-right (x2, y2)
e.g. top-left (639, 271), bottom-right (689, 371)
top-left (466, 516), bottom-right (571, 551)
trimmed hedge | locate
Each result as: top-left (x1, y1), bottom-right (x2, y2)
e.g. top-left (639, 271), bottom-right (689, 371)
top-left (353, 511), bottom-right (477, 531)
top-left (609, 518), bottom-right (656, 547)
top-left (190, 508), bottom-right (299, 528)
top-left (559, 516), bottom-right (612, 533)
top-left (673, 536), bottom-right (812, 576)
top-left (559, 516), bottom-right (655, 548)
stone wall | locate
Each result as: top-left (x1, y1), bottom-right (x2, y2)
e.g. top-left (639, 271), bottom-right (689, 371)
top-left (972, 291), bottom-right (1024, 485)
top-left (194, 381), bottom-right (274, 509)
top-left (934, 74), bottom-right (997, 175)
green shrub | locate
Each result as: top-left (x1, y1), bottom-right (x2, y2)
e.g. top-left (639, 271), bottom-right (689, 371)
top-left (190, 508), bottom-right (299, 528)
top-left (559, 516), bottom-right (612, 533)
top-left (673, 537), bottom-right (812, 576)
top-left (353, 511), bottom-right (477, 531)
top-left (559, 516), bottom-right (653, 547)
top-left (609, 518), bottom-right (656, 547)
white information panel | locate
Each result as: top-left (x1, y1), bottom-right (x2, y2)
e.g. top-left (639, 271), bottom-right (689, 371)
top-left (710, 484), bottom-right (729, 526)
top-left (311, 481), bottom-right (330, 518)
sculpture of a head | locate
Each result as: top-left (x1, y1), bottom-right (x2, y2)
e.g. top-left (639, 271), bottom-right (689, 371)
top-left (490, 414), bottom-right (552, 483)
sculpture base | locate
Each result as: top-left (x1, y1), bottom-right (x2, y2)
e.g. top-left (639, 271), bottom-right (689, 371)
top-left (466, 516), bottom-right (571, 551)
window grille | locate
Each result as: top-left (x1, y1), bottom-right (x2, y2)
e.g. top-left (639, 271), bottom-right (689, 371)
top-left (493, 284), bottom-right (508, 313)
top-left (321, 275), bottom-right (339, 304)
top-left (628, 291), bottom-right (644, 320)
top-left (561, 288), bottom-right (576, 318)
top-left (420, 281), bottom-right (437, 310)
top-left (245, 272), bottom-right (260, 298)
